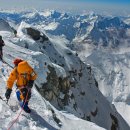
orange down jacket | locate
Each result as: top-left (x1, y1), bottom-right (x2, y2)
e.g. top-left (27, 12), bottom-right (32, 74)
top-left (7, 61), bottom-right (37, 89)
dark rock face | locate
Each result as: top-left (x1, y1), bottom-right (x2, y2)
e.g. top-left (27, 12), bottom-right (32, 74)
top-left (33, 54), bottom-right (130, 130)
top-left (26, 27), bottom-right (40, 40)
top-left (35, 65), bottom-right (70, 109)
top-left (110, 113), bottom-right (118, 130)
top-left (26, 27), bottom-right (49, 42)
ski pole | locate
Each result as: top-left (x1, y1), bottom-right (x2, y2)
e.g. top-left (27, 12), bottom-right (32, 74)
top-left (0, 95), bottom-right (6, 101)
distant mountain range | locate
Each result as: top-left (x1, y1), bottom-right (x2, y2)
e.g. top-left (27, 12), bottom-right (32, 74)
top-left (1, 10), bottom-right (130, 48)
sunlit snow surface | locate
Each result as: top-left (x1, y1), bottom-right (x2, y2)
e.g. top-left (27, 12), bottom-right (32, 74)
top-left (0, 26), bottom-right (106, 130)
top-left (0, 55), bottom-right (105, 130)
top-left (0, 10), bottom-right (130, 130)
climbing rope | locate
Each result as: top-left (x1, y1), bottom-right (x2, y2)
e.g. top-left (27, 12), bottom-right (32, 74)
top-left (7, 88), bottom-right (30, 130)
top-left (0, 61), bottom-right (31, 130)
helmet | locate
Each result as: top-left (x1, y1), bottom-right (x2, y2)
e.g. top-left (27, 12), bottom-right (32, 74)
top-left (13, 58), bottom-right (23, 66)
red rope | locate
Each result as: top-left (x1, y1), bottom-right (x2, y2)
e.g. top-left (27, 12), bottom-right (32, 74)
top-left (7, 88), bottom-right (30, 130)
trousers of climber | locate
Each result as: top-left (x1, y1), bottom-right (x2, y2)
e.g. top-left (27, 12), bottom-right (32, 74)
top-left (0, 35), bottom-right (5, 61)
top-left (5, 58), bottom-right (37, 113)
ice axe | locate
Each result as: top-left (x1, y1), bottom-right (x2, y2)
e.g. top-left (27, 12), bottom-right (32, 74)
top-left (0, 95), bottom-right (9, 106)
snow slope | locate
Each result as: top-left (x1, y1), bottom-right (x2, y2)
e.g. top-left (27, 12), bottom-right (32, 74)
top-left (0, 18), bottom-right (106, 130)
top-left (0, 25), bottom-right (128, 130)
top-left (0, 10), bottom-right (130, 130)
top-left (0, 62), bottom-right (106, 130)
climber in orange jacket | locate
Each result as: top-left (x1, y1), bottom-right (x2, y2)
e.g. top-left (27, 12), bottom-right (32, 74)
top-left (5, 58), bottom-right (37, 113)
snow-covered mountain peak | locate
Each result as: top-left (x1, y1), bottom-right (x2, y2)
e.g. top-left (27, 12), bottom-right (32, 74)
top-left (95, 16), bottom-right (128, 29)
top-left (41, 10), bottom-right (61, 18)
top-left (1, 10), bottom-right (130, 47)
top-left (0, 10), bottom-right (130, 130)
top-left (17, 21), bottom-right (30, 37)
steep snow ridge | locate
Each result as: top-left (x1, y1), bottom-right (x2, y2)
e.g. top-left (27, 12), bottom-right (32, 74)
top-left (0, 28), bottom-right (107, 130)
top-left (1, 11), bottom-right (130, 129)
top-left (0, 63), bottom-right (59, 130)
top-left (1, 22), bottom-right (129, 130)
top-left (0, 62), bottom-right (106, 130)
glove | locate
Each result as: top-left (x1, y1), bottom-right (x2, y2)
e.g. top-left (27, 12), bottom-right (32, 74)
top-left (5, 88), bottom-right (12, 100)
top-left (27, 80), bottom-right (34, 88)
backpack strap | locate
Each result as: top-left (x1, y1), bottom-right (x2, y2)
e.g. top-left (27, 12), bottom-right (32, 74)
top-left (15, 67), bottom-right (18, 78)
top-left (15, 66), bottom-right (29, 87)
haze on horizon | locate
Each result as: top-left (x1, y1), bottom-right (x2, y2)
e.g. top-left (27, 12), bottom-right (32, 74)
top-left (0, 0), bottom-right (129, 16)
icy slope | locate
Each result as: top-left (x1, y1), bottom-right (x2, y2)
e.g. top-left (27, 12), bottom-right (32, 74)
top-left (0, 22), bottom-right (129, 130)
top-left (0, 25), bottom-right (106, 130)
top-left (0, 62), bottom-right (106, 130)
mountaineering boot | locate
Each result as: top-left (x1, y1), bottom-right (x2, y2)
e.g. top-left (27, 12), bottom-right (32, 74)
top-left (19, 101), bottom-right (31, 113)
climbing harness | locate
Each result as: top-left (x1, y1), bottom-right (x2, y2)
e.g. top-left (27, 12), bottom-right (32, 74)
top-left (7, 88), bottom-right (30, 130)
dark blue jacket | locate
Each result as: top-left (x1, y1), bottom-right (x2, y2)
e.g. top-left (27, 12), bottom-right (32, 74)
top-left (0, 40), bottom-right (5, 50)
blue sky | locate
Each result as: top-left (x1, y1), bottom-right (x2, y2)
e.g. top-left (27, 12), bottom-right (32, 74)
top-left (69, 0), bottom-right (130, 3)
top-left (0, 0), bottom-right (129, 15)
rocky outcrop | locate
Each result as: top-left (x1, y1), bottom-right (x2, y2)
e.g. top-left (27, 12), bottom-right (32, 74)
top-left (35, 65), bottom-right (71, 109)
top-left (110, 114), bottom-right (118, 130)
top-left (26, 27), bottom-right (49, 42)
